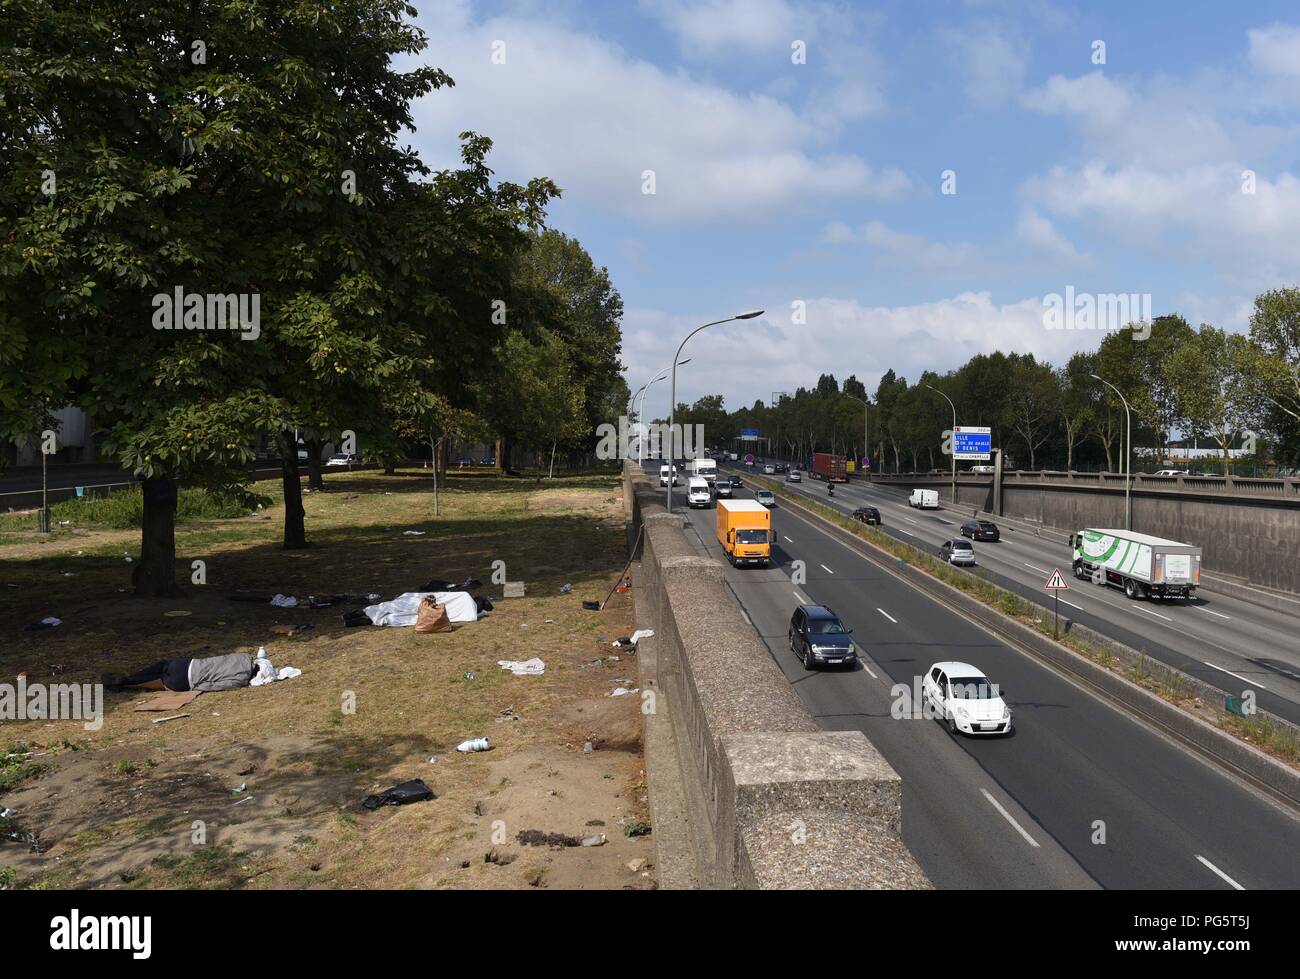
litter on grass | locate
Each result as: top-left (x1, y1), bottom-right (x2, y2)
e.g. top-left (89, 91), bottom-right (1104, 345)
top-left (497, 658), bottom-right (545, 677)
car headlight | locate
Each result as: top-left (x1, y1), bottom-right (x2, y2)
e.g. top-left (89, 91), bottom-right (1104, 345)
top-left (846, 643), bottom-right (856, 655)
top-left (955, 706), bottom-right (968, 718)
top-left (1002, 707), bottom-right (1011, 720)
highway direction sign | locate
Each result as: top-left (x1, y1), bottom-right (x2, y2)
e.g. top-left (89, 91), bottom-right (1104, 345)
top-left (952, 426), bottom-right (992, 460)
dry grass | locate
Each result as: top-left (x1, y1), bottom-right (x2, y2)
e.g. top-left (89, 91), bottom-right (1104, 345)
top-left (0, 467), bottom-right (654, 890)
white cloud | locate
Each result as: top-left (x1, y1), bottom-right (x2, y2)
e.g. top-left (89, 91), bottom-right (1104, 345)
top-left (944, 24), bottom-right (1030, 109)
top-left (622, 292), bottom-right (1112, 413)
top-left (821, 221), bottom-right (985, 276)
top-left (1248, 23), bottom-right (1300, 78)
top-left (641, 0), bottom-right (801, 54)
top-left (408, 6), bottom-right (906, 221)
top-left (1015, 207), bottom-right (1088, 265)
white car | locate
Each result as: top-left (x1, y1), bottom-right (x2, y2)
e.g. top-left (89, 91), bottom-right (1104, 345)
top-left (754, 489), bottom-right (776, 508)
top-left (923, 662), bottom-right (1011, 736)
top-left (325, 453), bottom-right (355, 467)
top-left (787, 470), bottom-right (802, 482)
top-left (687, 477), bottom-right (711, 508)
top-left (763, 464), bottom-right (775, 475)
top-left (659, 465), bottom-right (679, 487)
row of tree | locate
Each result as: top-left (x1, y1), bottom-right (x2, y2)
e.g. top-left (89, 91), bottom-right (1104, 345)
top-left (1, 2), bottom-right (626, 596)
top-left (667, 291), bottom-right (1300, 475)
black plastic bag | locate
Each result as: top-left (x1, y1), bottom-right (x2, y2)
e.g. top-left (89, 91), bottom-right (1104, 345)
top-left (362, 779), bottom-right (435, 810)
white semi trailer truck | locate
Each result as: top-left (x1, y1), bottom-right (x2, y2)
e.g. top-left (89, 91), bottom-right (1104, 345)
top-left (1070, 528), bottom-right (1201, 600)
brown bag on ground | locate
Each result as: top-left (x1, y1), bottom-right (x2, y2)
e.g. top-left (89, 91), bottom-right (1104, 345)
top-left (414, 596), bottom-right (452, 634)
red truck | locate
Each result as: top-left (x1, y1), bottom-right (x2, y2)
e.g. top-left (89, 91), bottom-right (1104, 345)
top-left (809, 452), bottom-right (847, 482)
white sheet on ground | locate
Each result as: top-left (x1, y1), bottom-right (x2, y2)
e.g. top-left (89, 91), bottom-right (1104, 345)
top-left (362, 591), bottom-right (478, 627)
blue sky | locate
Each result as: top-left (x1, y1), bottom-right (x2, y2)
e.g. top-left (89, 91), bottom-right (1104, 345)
top-left (407, 0), bottom-right (1300, 413)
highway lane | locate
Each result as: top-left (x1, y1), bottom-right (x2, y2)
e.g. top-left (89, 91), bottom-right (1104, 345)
top-left (649, 462), bottom-right (1300, 888)
top-left (727, 461), bottom-right (1300, 722)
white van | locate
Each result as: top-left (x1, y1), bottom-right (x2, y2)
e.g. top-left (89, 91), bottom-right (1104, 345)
top-left (909, 488), bottom-right (939, 509)
top-left (659, 464), bottom-right (678, 487)
top-left (687, 477), bottom-right (711, 508)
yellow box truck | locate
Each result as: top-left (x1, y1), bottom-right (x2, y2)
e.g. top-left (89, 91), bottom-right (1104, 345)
top-left (717, 499), bottom-right (772, 567)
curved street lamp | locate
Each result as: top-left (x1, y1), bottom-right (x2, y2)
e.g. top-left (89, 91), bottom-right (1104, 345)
top-left (667, 310), bottom-right (764, 512)
top-left (1091, 373), bottom-right (1133, 530)
top-left (924, 384), bottom-right (958, 503)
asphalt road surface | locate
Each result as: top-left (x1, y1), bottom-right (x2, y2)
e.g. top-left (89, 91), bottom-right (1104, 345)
top-left (726, 460), bottom-right (1300, 724)
top-left (646, 461), bottom-right (1300, 889)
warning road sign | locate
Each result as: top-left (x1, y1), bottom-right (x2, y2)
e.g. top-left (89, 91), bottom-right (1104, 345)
top-left (1044, 568), bottom-right (1069, 590)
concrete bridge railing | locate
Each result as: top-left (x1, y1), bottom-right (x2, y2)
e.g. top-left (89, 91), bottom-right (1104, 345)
top-left (624, 459), bottom-right (930, 890)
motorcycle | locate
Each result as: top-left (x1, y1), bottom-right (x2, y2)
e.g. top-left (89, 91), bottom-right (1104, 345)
top-left (827, 483), bottom-right (835, 498)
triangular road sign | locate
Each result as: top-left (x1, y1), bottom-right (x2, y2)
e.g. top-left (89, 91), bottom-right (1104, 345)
top-left (1044, 568), bottom-right (1069, 590)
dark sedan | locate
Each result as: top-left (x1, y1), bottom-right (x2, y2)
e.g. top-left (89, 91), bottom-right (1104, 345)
top-left (961, 519), bottom-right (1000, 542)
top-left (851, 506), bottom-right (881, 525)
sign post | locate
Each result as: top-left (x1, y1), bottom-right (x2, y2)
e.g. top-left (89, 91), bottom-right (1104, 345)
top-left (1044, 567), bottom-right (1069, 639)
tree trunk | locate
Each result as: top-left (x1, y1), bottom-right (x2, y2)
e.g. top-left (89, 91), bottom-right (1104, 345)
top-left (277, 430), bottom-right (307, 549)
top-left (133, 475), bottom-right (178, 597)
top-left (305, 437), bottom-right (325, 491)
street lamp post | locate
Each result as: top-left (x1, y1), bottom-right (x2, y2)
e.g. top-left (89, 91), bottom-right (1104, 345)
top-left (634, 361), bottom-right (689, 464)
top-left (1091, 373), bottom-right (1133, 530)
top-left (843, 393), bottom-right (869, 479)
top-left (667, 310), bottom-right (764, 512)
top-left (924, 384), bottom-right (958, 504)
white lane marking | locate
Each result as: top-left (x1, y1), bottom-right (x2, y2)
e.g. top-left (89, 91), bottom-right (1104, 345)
top-left (1023, 562), bottom-right (1052, 576)
top-left (1196, 855), bottom-right (1245, 890)
top-left (903, 516), bottom-right (919, 525)
top-left (739, 607), bottom-right (753, 627)
top-left (980, 789), bottom-right (1040, 848)
top-left (1194, 605), bottom-right (1231, 620)
top-left (1204, 663), bottom-right (1267, 690)
top-left (820, 564), bottom-right (834, 574)
top-left (1130, 604), bottom-right (1173, 622)
top-left (877, 608), bottom-right (898, 624)
top-left (783, 535), bottom-right (794, 543)
top-left (860, 662), bottom-right (878, 679)
top-left (792, 590), bottom-right (808, 604)
top-left (1057, 598), bottom-right (1084, 611)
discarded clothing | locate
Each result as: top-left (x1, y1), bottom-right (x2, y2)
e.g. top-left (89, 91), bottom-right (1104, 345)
top-left (612, 629), bottom-right (654, 648)
top-left (474, 595), bottom-right (494, 615)
top-left (189, 653), bottom-right (257, 692)
top-left (361, 778), bottom-right (435, 810)
top-left (250, 665), bottom-right (302, 687)
top-left (269, 594), bottom-right (298, 608)
top-left (609, 687), bottom-right (640, 697)
top-left (361, 591), bottom-right (478, 627)
top-left (342, 609), bottom-right (373, 628)
top-left (23, 616), bottom-right (62, 631)
top-left (497, 658), bottom-right (546, 677)
top-left (401, 530), bottom-right (426, 536)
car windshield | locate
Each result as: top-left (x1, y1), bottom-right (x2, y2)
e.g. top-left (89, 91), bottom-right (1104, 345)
top-left (808, 617), bottom-right (847, 635)
top-left (949, 676), bottom-right (998, 699)
top-left (952, 540), bottom-right (972, 549)
top-left (736, 529), bottom-right (768, 544)
top-left (757, 492), bottom-right (772, 499)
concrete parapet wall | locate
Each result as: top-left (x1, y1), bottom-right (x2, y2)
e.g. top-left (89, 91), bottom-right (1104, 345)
top-left (624, 460), bottom-right (929, 889)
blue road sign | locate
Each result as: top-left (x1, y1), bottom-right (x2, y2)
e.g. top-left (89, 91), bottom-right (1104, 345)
top-left (952, 427), bottom-right (992, 460)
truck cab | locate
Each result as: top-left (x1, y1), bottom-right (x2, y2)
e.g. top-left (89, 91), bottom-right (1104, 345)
top-left (716, 499), bottom-right (772, 567)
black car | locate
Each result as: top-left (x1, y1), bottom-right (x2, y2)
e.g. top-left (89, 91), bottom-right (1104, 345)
top-left (774, 463), bottom-right (788, 473)
top-left (788, 604), bottom-right (857, 671)
top-left (851, 506), bottom-right (881, 525)
top-left (961, 519), bottom-right (1000, 542)
top-left (729, 474), bottom-right (743, 488)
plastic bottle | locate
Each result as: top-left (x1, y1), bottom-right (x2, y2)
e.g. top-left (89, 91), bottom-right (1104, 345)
top-left (456, 737), bottom-right (491, 753)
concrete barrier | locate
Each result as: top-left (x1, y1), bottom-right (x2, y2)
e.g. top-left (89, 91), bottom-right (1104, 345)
top-left (624, 460), bottom-right (930, 889)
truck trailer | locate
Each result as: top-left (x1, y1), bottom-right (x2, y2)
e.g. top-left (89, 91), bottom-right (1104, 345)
top-left (809, 452), bottom-right (847, 482)
top-left (1070, 528), bottom-right (1201, 600)
top-left (716, 499), bottom-right (772, 567)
